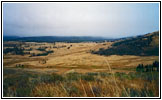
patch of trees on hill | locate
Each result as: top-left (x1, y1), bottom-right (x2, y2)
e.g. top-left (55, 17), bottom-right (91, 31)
top-left (136, 61), bottom-right (159, 72)
top-left (3, 47), bottom-right (25, 55)
top-left (30, 50), bottom-right (54, 57)
top-left (92, 31), bottom-right (159, 56)
top-left (37, 47), bottom-right (47, 51)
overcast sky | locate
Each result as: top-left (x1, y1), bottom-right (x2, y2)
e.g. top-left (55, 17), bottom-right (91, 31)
top-left (3, 3), bottom-right (159, 38)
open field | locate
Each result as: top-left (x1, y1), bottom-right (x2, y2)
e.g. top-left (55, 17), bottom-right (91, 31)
top-left (3, 2), bottom-right (160, 97)
top-left (3, 41), bottom-right (159, 97)
top-left (3, 41), bottom-right (158, 74)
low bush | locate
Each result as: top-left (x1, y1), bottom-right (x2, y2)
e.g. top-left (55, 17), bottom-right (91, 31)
top-left (40, 73), bottom-right (64, 83)
top-left (66, 72), bottom-right (81, 81)
top-left (81, 74), bottom-right (95, 81)
top-left (99, 72), bottom-right (111, 78)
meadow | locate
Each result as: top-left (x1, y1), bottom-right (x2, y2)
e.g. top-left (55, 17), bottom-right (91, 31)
top-left (2, 2), bottom-right (160, 97)
top-left (3, 32), bottom-right (159, 97)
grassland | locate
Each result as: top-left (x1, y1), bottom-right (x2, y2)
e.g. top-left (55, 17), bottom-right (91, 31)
top-left (3, 40), bottom-right (159, 97)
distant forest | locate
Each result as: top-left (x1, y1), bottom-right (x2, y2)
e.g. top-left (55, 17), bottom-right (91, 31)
top-left (3, 36), bottom-right (116, 43)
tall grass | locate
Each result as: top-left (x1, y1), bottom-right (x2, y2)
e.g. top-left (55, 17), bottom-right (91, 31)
top-left (3, 68), bottom-right (159, 97)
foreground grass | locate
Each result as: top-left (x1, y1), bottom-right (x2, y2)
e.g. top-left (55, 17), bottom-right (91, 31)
top-left (3, 68), bottom-right (159, 97)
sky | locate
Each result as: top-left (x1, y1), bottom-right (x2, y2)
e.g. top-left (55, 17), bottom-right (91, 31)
top-left (3, 3), bottom-right (159, 38)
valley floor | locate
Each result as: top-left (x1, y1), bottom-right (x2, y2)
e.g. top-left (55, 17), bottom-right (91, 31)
top-left (3, 41), bottom-right (159, 97)
top-left (3, 42), bottom-right (159, 74)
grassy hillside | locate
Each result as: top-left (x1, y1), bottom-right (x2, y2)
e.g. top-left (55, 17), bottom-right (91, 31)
top-left (93, 31), bottom-right (159, 56)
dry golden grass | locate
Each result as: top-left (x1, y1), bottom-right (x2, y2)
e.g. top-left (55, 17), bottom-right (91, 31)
top-left (30, 76), bottom-right (158, 97)
top-left (3, 41), bottom-right (159, 74)
top-left (3, 41), bottom-right (159, 97)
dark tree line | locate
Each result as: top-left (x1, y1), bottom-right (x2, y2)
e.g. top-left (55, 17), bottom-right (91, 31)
top-left (30, 50), bottom-right (54, 57)
top-left (136, 61), bottom-right (159, 72)
top-left (3, 47), bottom-right (25, 55)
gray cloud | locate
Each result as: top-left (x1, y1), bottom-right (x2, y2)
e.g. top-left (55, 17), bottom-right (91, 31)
top-left (3, 3), bottom-right (159, 38)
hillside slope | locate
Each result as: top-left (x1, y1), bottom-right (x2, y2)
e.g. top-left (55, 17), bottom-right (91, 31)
top-left (93, 31), bottom-right (159, 56)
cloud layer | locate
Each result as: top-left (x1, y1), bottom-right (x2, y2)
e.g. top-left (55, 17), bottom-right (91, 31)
top-left (3, 3), bottom-right (159, 38)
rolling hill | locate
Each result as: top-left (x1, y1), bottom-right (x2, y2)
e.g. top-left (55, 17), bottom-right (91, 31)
top-left (92, 31), bottom-right (159, 56)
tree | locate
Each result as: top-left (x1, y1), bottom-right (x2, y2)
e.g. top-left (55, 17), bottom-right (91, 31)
top-left (136, 64), bottom-right (144, 72)
top-left (153, 61), bottom-right (159, 72)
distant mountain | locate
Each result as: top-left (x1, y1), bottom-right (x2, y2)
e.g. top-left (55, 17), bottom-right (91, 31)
top-left (3, 36), bottom-right (114, 42)
top-left (3, 36), bottom-right (20, 41)
top-left (93, 31), bottom-right (159, 56)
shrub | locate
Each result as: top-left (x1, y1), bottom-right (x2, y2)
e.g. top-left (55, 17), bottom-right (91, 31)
top-left (3, 75), bottom-right (34, 97)
top-left (16, 64), bottom-right (25, 68)
top-left (66, 72), bottom-right (81, 81)
top-left (64, 83), bottom-right (81, 96)
top-left (99, 72), bottom-right (111, 78)
top-left (81, 74), bottom-right (95, 81)
top-left (40, 73), bottom-right (64, 83)
top-left (115, 72), bottom-right (132, 80)
top-left (136, 64), bottom-right (144, 72)
top-left (87, 72), bottom-right (98, 76)
top-left (37, 47), bottom-right (46, 51)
